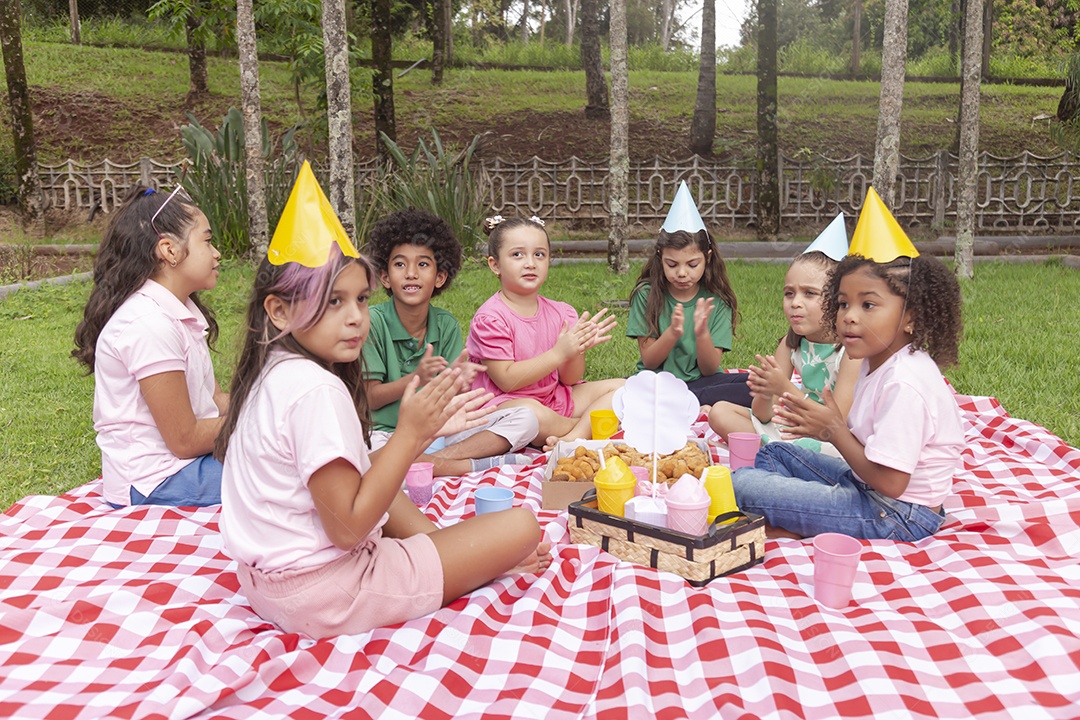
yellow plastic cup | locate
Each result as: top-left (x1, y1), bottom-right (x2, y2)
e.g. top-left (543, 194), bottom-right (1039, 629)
top-left (590, 409), bottom-right (619, 440)
top-left (593, 456), bottom-right (636, 516)
top-left (703, 465), bottom-right (739, 524)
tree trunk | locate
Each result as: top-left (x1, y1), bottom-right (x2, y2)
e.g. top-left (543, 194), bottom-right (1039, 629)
top-left (565, 0), bottom-right (577, 46)
top-left (981, 0), bottom-right (992, 80)
top-left (539, 0), bottom-right (547, 45)
top-left (689, 0), bottom-right (716, 155)
top-left (444, 0), bottom-right (453, 66)
top-left (521, 0), bottom-right (530, 42)
top-left (185, 1), bottom-right (209, 100)
top-left (581, 0), bottom-right (609, 119)
top-left (608, 0), bottom-right (629, 274)
top-left (756, 0), bottom-right (779, 240)
top-left (851, 0), bottom-right (861, 77)
top-left (873, 0), bottom-right (908, 209)
top-left (955, 0), bottom-right (983, 279)
top-left (236, 0), bottom-right (269, 255)
top-left (372, 0), bottom-right (396, 159)
top-left (432, 0), bottom-right (446, 84)
top-left (0, 0), bottom-right (44, 229)
top-left (323, 0), bottom-right (356, 237)
top-left (69, 0), bottom-right (80, 44)
top-left (659, 0), bottom-right (674, 51)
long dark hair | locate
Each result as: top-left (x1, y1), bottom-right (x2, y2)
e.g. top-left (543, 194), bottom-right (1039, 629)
top-left (72, 184), bottom-right (217, 370)
top-left (215, 248), bottom-right (376, 460)
top-left (823, 254), bottom-right (963, 367)
top-left (630, 229), bottom-right (738, 338)
top-left (784, 250), bottom-right (840, 350)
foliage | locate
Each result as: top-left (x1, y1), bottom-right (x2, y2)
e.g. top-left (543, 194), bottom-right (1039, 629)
top-left (908, 46), bottom-right (958, 77)
top-left (1051, 52), bottom-right (1080, 153)
top-left (147, 0), bottom-right (236, 51)
top-left (179, 108), bottom-right (300, 258)
top-left (366, 129), bottom-right (488, 257)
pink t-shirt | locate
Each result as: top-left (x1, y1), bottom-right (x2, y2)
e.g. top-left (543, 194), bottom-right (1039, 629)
top-left (221, 352), bottom-right (377, 573)
top-left (847, 346), bottom-right (964, 507)
top-left (93, 279), bottom-right (220, 506)
top-left (466, 293), bottom-right (578, 417)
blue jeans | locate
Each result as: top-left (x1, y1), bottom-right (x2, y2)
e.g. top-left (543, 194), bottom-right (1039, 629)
top-left (127, 454), bottom-right (223, 507)
top-left (731, 442), bottom-right (945, 540)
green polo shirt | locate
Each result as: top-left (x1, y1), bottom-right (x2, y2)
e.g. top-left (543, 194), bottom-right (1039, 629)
top-left (625, 284), bottom-right (733, 382)
top-left (364, 301), bottom-right (464, 432)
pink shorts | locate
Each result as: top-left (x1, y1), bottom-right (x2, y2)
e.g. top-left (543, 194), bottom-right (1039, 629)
top-left (236, 532), bottom-right (444, 639)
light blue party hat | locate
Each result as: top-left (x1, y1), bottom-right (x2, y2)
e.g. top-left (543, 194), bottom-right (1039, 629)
top-left (660, 181), bottom-right (707, 234)
top-left (802, 213), bottom-right (848, 261)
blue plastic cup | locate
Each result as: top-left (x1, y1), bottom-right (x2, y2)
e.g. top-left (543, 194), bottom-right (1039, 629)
top-left (474, 486), bottom-right (515, 515)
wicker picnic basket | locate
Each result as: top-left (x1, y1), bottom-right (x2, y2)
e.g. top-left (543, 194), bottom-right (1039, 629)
top-left (567, 489), bottom-right (766, 586)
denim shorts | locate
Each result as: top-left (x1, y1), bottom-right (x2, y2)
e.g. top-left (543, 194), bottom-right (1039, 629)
top-left (123, 453), bottom-right (223, 508)
top-left (731, 442), bottom-right (946, 540)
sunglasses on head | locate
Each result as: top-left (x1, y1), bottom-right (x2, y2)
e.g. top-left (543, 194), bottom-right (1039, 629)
top-left (145, 168), bottom-right (191, 239)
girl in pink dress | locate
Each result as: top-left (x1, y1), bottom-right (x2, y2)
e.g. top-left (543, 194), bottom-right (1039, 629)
top-left (466, 216), bottom-right (624, 448)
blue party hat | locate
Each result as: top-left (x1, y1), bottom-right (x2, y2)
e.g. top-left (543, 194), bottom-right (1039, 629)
top-left (660, 181), bottom-right (707, 234)
top-left (803, 213), bottom-right (848, 261)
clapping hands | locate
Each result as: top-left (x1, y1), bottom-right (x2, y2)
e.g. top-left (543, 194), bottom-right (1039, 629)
top-left (746, 354), bottom-right (789, 399)
top-left (557, 308), bottom-right (618, 359)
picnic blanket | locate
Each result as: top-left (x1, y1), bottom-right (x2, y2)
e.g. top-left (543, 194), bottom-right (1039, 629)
top-left (1, 392), bottom-right (1078, 719)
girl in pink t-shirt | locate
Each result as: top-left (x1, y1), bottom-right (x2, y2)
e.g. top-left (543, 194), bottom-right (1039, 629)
top-left (73, 184), bottom-right (228, 507)
top-left (466, 216), bottom-right (624, 448)
top-left (218, 247), bottom-right (550, 639)
top-left (731, 254), bottom-right (964, 541)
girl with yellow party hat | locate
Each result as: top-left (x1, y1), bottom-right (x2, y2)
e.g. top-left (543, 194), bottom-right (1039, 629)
top-left (217, 163), bottom-right (550, 638)
top-left (731, 189), bottom-right (965, 542)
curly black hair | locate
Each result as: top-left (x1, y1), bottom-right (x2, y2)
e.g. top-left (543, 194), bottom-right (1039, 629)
top-left (823, 254), bottom-right (963, 367)
top-left (366, 208), bottom-right (462, 298)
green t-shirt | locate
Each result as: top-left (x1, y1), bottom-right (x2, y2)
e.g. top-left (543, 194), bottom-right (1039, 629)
top-left (625, 284), bottom-right (733, 382)
top-left (363, 301), bottom-right (464, 431)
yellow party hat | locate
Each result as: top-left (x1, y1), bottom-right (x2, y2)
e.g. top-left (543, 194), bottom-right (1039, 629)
top-left (267, 161), bottom-right (360, 267)
top-left (849, 187), bottom-right (919, 263)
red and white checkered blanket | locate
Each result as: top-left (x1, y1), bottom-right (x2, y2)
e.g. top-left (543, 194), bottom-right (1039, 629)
top-left (2, 393), bottom-right (1079, 719)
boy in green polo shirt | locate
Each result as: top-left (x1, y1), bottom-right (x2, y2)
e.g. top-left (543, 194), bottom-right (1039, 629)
top-left (364, 209), bottom-right (538, 476)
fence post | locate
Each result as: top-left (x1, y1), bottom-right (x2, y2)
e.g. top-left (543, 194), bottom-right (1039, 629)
top-left (932, 149), bottom-right (947, 232)
top-left (139, 158), bottom-right (152, 188)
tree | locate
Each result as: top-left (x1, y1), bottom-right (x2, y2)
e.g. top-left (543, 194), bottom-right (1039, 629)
top-left (609, 0), bottom-right (629, 274)
top-left (689, 0), bottom-right (716, 155)
top-left (148, 0), bottom-right (223, 100)
top-left (0, 0), bottom-right (44, 228)
top-left (69, 0), bottom-right (81, 44)
top-left (432, 0), bottom-right (447, 84)
top-left (323, 0), bottom-right (355, 236)
top-left (658, 0), bottom-right (674, 50)
top-left (581, 0), bottom-right (609, 119)
top-left (564, 0), bottom-right (578, 45)
top-left (756, 0), bottom-right (779, 240)
top-left (236, 0), bottom-right (269, 254)
top-left (372, 0), bottom-right (396, 157)
top-left (873, 0), bottom-right (908, 209)
top-left (954, 0), bottom-right (983, 279)
top-left (185, 1), bottom-right (209, 99)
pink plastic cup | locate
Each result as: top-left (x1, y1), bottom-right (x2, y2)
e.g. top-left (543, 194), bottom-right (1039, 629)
top-left (812, 532), bottom-right (863, 609)
top-left (405, 462), bottom-right (435, 506)
top-left (666, 497), bottom-right (710, 536)
top-left (727, 432), bottom-right (762, 471)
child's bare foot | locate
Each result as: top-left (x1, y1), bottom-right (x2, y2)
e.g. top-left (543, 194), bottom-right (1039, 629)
top-left (542, 435), bottom-right (563, 452)
top-left (510, 541), bottom-right (552, 574)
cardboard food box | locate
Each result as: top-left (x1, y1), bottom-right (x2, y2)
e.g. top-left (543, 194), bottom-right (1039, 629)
top-left (541, 438), bottom-right (713, 510)
top-left (567, 489), bottom-right (766, 586)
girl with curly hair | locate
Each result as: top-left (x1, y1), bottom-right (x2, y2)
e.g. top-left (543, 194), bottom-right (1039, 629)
top-left (731, 253), bottom-right (964, 541)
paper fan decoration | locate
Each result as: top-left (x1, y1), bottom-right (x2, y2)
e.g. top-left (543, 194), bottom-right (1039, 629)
top-left (803, 213), bottom-right (848, 261)
top-left (849, 187), bottom-right (919, 263)
top-left (660, 181), bottom-right (707, 235)
top-left (612, 371), bottom-right (698, 457)
top-left (267, 161), bottom-right (360, 267)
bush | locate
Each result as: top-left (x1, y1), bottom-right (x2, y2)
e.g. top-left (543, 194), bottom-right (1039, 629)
top-left (364, 128), bottom-right (488, 258)
top-left (180, 108), bottom-right (300, 258)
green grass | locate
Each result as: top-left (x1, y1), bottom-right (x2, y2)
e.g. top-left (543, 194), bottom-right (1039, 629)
top-left (1, 259), bottom-right (1078, 511)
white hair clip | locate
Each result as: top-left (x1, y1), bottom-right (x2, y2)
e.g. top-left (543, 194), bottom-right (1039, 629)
top-left (484, 215), bottom-right (505, 231)
top-left (529, 215), bottom-right (546, 227)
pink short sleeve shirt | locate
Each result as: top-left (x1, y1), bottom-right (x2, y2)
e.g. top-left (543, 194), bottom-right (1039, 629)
top-left (221, 352), bottom-right (376, 573)
top-left (466, 293), bottom-right (579, 417)
top-left (93, 279), bottom-right (220, 505)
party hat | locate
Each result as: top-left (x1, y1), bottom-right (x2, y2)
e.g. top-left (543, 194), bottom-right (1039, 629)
top-left (849, 187), bottom-right (919, 262)
top-left (803, 213), bottom-right (848, 261)
top-left (267, 161), bottom-right (360, 267)
top-left (660, 181), bottom-right (707, 234)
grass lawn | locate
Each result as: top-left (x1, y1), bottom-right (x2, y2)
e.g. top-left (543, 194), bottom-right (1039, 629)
top-left (1, 258), bottom-right (1077, 511)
